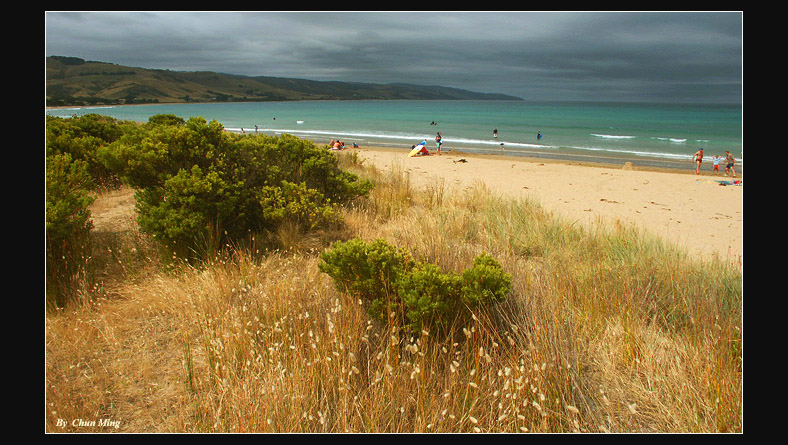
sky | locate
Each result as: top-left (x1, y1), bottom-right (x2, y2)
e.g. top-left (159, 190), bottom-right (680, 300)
top-left (45, 11), bottom-right (743, 104)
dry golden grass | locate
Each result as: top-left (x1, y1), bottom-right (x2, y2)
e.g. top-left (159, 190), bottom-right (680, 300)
top-left (45, 157), bottom-right (742, 433)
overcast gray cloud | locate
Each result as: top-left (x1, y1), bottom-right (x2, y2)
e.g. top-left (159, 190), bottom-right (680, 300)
top-left (45, 11), bottom-right (742, 103)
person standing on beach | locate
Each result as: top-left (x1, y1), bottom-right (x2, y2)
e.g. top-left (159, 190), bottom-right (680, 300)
top-left (724, 151), bottom-right (737, 177)
top-left (711, 154), bottom-right (722, 175)
top-left (435, 132), bottom-right (443, 155)
top-left (692, 148), bottom-right (704, 175)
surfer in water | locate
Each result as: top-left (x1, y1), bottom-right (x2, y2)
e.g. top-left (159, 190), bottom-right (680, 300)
top-left (537, 131), bottom-right (542, 140)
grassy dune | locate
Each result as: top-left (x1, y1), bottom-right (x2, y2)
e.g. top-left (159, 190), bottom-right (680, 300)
top-left (45, 152), bottom-right (742, 433)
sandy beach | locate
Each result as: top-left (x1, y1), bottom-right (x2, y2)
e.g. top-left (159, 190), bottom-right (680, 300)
top-left (352, 146), bottom-right (743, 262)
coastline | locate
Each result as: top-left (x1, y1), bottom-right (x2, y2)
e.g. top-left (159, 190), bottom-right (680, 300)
top-left (352, 143), bottom-right (743, 178)
top-left (348, 145), bottom-right (743, 262)
top-left (293, 134), bottom-right (743, 176)
top-left (47, 101), bottom-right (743, 175)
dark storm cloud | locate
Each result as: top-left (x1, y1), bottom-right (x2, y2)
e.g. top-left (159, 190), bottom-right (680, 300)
top-left (45, 11), bottom-right (742, 103)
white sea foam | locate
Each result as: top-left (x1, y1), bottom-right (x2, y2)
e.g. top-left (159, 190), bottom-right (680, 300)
top-left (653, 137), bottom-right (687, 143)
top-left (590, 133), bottom-right (636, 139)
top-left (252, 127), bottom-right (706, 162)
top-left (252, 127), bottom-right (559, 150)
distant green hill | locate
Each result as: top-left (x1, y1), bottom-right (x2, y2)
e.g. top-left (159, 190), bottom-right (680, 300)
top-left (46, 56), bottom-right (523, 107)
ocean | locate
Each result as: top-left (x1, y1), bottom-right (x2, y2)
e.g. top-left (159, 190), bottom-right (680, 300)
top-left (46, 100), bottom-right (743, 172)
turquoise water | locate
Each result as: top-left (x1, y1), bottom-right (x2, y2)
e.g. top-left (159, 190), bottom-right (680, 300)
top-left (46, 100), bottom-right (742, 171)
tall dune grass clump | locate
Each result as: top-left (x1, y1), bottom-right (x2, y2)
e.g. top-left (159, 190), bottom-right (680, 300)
top-left (46, 148), bottom-right (742, 433)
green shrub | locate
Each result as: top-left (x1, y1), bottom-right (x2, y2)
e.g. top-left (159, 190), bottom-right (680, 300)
top-left (460, 253), bottom-right (512, 307)
top-left (259, 180), bottom-right (341, 230)
top-left (134, 164), bottom-right (232, 257)
top-left (318, 238), bottom-right (415, 316)
top-left (46, 152), bottom-right (95, 307)
top-left (46, 114), bottom-right (130, 188)
top-left (46, 152), bottom-right (95, 244)
top-left (147, 114), bottom-right (185, 126)
top-left (100, 116), bottom-right (372, 259)
top-left (319, 238), bottom-right (511, 334)
top-left (396, 262), bottom-right (464, 332)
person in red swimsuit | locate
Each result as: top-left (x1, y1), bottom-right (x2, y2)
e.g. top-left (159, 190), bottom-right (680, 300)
top-left (692, 148), bottom-right (704, 175)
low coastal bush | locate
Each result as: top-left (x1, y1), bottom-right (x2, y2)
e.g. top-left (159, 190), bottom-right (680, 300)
top-left (46, 114), bottom-right (132, 189)
top-left (46, 152), bottom-right (95, 307)
top-left (99, 115), bottom-right (373, 259)
top-left (318, 237), bottom-right (512, 334)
